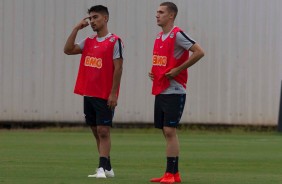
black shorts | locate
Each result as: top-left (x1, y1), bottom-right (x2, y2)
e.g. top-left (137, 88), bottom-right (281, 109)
top-left (154, 94), bottom-right (186, 129)
top-left (84, 96), bottom-right (114, 127)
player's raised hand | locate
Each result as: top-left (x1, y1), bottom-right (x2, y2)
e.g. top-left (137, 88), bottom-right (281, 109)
top-left (75, 17), bottom-right (90, 30)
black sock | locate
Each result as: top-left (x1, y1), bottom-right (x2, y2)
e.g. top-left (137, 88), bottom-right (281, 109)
top-left (174, 156), bottom-right (179, 174)
top-left (166, 157), bottom-right (176, 174)
top-left (106, 156), bottom-right (112, 171)
top-left (98, 157), bottom-right (108, 170)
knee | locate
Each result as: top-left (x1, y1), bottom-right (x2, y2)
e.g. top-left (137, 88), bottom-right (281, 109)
top-left (97, 127), bottom-right (110, 139)
top-left (163, 128), bottom-right (176, 140)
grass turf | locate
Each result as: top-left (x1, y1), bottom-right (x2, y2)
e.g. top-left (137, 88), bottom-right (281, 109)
top-left (0, 128), bottom-right (282, 184)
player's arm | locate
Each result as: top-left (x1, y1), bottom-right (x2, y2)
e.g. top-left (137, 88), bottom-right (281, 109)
top-left (64, 17), bottom-right (89, 55)
top-left (165, 32), bottom-right (205, 79)
top-left (178, 43), bottom-right (204, 69)
top-left (108, 39), bottom-right (124, 109)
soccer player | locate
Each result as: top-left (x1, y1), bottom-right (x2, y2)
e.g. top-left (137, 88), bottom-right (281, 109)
top-left (64, 5), bottom-right (124, 179)
top-left (149, 2), bottom-right (204, 183)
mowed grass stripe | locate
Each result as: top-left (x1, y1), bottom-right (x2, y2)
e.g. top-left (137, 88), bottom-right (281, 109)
top-left (0, 128), bottom-right (282, 184)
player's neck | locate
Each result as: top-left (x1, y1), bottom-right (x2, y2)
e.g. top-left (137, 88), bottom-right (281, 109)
top-left (96, 26), bottom-right (109, 38)
top-left (162, 23), bottom-right (174, 34)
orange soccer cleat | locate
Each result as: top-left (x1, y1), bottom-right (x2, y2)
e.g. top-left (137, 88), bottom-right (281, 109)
top-left (160, 172), bottom-right (175, 183)
top-left (174, 172), bottom-right (182, 183)
top-left (150, 172), bottom-right (182, 183)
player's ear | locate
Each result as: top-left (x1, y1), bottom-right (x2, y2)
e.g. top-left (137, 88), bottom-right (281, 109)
top-left (169, 12), bottom-right (175, 20)
top-left (104, 15), bottom-right (109, 22)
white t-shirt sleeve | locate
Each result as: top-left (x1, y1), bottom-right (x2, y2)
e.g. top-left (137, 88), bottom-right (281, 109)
top-left (76, 38), bottom-right (86, 50)
top-left (113, 38), bottom-right (124, 60)
top-left (176, 31), bottom-right (196, 50)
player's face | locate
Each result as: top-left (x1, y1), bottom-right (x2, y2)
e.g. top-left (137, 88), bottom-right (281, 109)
top-left (88, 12), bottom-right (108, 32)
top-left (156, 6), bottom-right (173, 27)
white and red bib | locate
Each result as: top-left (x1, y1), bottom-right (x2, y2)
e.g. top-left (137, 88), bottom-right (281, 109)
top-left (151, 27), bottom-right (189, 95)
top-left (74, 35), bottom-right (119, 99)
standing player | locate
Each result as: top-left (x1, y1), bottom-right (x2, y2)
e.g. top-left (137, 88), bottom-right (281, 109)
top-left (64, 5), bottom-right (124, 179)
top-left (149, 2), bottom-right (204, 183)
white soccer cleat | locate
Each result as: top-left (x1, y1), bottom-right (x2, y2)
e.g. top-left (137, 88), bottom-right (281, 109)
top-left (88, 167), bottom-right (106, 178)
top-left (96, 167), bottom-right (107, 178)
top-left (105, 168), bottom-right (115, 178)
top-left (88, 168), bottom-right (98, 177)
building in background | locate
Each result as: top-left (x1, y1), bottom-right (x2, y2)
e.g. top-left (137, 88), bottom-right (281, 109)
top-left (0, 0), bottom-right (281, 125)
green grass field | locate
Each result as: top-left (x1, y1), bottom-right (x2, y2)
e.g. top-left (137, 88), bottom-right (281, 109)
top-left (0, 128), bottom-right (282, 184)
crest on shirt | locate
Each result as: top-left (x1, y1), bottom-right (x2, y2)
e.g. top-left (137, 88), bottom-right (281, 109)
top-left (109, 37), bottom-right (115, 42)
top-left (170, 32), bottom-right (175, 38)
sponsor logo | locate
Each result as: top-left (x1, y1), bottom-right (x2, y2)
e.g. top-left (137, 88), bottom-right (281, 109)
top-left (152, 55), bottom-right (167, 66)
top-left (94, 45), bottom-right (99, 48)
top-left (109, 37), bottom-right (115, 42)
top-left (84, 56), bottom-right (102, 68)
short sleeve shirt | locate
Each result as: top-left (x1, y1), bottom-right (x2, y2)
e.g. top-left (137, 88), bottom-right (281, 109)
top-left (77, 33), bottom-right (124, 60)
top-left (161, 28), bottom-right (196, 94)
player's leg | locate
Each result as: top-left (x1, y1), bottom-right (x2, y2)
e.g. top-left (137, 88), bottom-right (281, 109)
top-left (90, 126), bottom-right (100, 152)
top-left (161, 127), bottom-right (179, 183)
top-left (150, 95), bottom-right (169, 182)
top-left (163, 127), bottom-right (179, 156)
top-left (161, 94), bottom-right (186, 183)
top-left (84, 96), bottom-right (99, 150)
top-left (97, 125), bottom-right (111, 167)
top-left (85, 97), bottom-right (114, 178)
top-left (95, 97), bottom-right (115, 178)
top-left (84, 97), bottom-right (103, 178)
top-left (164, 94), bottom-right (186, 182)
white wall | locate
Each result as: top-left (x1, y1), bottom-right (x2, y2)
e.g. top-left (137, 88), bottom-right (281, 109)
top-left (0, 0), bottom-right (281, 125)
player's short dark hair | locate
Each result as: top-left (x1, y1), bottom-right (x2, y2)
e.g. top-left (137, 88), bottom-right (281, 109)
top-left (88, 5), bottom-right (109, 16)
top-left (160, 2), bottom-right (178, 18)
